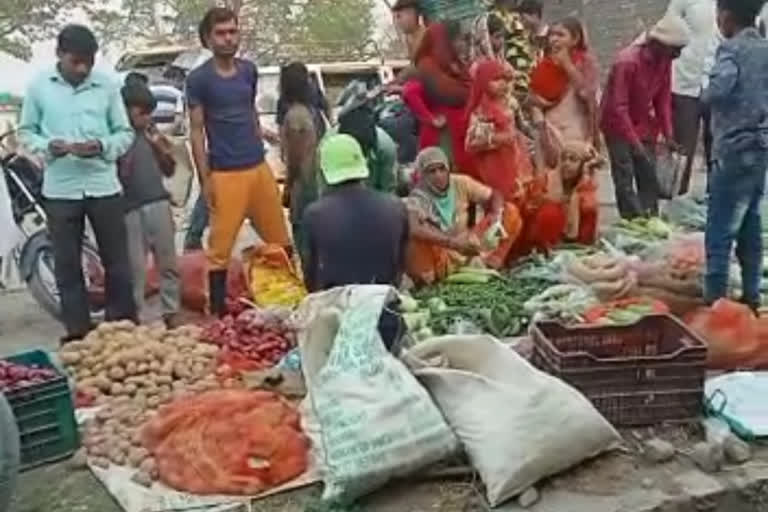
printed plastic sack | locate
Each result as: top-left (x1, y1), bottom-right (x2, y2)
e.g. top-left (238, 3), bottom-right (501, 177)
top-left (179, 250), bottom-right (246, 312)
top-left (403, 335), bottom-right (621, 507)
top-left (294, 285), bottom-right (457, 502)
top-left (656, 148), bottom-right (685, 200)
top-left (687, 299), bottom-right (768, 370)
top-left (244, 244), bottom-right (306, 308)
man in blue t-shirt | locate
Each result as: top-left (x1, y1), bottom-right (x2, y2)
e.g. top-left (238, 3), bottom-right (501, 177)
top-left (186, 7), bottom-right (290, 316)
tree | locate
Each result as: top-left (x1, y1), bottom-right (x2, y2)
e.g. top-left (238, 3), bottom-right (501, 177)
top-left (0, 0), bottom-right (75, 60)
top-left (84, 0), bottom-right (228, 48)
top-left (85, 0), bottom-right (378, 64)
top-left (283, 0), bottom-right (377, 61)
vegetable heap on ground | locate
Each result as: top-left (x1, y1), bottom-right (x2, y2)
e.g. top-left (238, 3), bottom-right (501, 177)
top-left (0, 360), bottom-right (58, 392)
top-left (60, 321), bottom-right (222, 407)
top-left (565, 253), bottom-right (637, 302)
top-left (201, 308), bottom-right (297, 373)
top-left (62, 320), bottom-right (238, 487)
top-left (583, 297), bottom-right (669, 325)
top-left (142, 389), bottom-right (309, 495)
top-left (408, 268), bottom-right (550, 338)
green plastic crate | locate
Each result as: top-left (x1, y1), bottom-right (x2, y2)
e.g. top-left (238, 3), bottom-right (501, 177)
top-left (3, 350), bottom-right (79, 470)
top-left (421, 0), bottom-right (485, 22)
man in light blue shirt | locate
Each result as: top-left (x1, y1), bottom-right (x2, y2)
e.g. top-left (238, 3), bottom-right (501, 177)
top-left (18, 24), bottom-right (137, 342)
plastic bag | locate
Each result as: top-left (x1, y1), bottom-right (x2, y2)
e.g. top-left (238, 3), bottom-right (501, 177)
top-left (631, 234), bottom-right (705, 298)
top-left (656, 149), bottom-right (685, 200)
top-left (244, 244), bottom-right (306, 308)
top-left (0, 170), bottom-right (22, 258)
top-left (705, 372), bottom-right (768, 438)
top-left (295, 285), bottom-right (457, 503)
top-left (403, 335), bottom-right (621, 506)
top-left (662, 195), bottom-right (707, 230)
top-left (524, 284), bottom-right (597, 323)
top-left (686, 299), bottom-right (768, 370)
top-left (178, 250), bottom-right (246, 312)
top-left (142, 389), bottom-right (309, 495)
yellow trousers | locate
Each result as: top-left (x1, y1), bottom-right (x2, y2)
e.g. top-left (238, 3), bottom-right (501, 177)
top-left (207, 163), bottom-right (290, 270)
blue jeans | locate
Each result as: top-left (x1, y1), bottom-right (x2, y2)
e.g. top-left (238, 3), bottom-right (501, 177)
top-left (184, 194), bottom-right (209, 250)
top-left (705, 150), bottom-right (768, 306)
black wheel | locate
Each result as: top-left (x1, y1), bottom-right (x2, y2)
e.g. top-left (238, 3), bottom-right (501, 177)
top-left (25, 238), bottom-right (105, 323)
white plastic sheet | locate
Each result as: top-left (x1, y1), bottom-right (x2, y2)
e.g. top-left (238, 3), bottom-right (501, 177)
top-left (706, 372), bottom-right (768, 438)
top-left (0, 168), bottom-right (21, 258)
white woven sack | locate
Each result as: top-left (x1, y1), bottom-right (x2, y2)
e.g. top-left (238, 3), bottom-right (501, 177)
top-left (295, 285), bottom-right (457, 503)
top-left (405, 335), bottom-right (621, 507)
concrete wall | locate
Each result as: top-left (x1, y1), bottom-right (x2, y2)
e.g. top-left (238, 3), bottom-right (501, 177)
top-left (544, 0), bottom-right (670, 75)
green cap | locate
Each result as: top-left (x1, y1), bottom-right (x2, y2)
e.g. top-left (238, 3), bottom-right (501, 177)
top-left (319, 134), bottom-right (370, 185)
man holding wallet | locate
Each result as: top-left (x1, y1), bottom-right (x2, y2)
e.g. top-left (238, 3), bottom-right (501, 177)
top-left (19, 24), bottom-right (137, 342)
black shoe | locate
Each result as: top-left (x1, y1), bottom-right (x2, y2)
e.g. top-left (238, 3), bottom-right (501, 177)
top-left (163, 313), bottom-right (183, 329)
top-left (60, 332), bottom-right (87, 345)
top-left (208, 270), bottom-right (228, 317)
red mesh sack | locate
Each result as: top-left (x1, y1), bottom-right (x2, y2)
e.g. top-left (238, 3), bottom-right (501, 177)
top-left (142, 389), bottom-right (309, 495)
top-left (686, 299), bottom-right (768, 370)
top-left (178, 250), bottom-right (247, 312)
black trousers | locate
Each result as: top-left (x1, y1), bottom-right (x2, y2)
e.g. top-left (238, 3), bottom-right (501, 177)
top-left (672, 93), bottom-right (713, 195)
top-left (45, 194), bottom-right (137, 337)
top-left (605, 137), bottom-right (659, 219)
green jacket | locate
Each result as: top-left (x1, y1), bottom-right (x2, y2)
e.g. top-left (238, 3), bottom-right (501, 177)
top-left (366, 127), bottom-right (397, 194)
top-left (325, 126), bottom-right (397, 194)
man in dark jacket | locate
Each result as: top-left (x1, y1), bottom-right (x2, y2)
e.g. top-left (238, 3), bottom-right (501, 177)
top-left (302, 134), bottom-right (409, 293)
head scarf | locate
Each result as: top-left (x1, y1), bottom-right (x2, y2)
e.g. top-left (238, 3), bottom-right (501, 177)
top-left (561, 140), bottom-right (604, 176)
top-left (415, 23), bottom-right (471, 106)
top-left (409, 146), bottom-right (457, 231)
top-left (465, 58), bottom-right (511, 128)
top-left (648, 14), bottom-right (690, 48)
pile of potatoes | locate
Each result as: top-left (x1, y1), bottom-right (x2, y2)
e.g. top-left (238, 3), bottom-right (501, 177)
top-left (75, 397), bottom-right (158, 486)
top-left (63, 321), bottom-right (229, 486)
top-left (59, 321), bottom-right (222, 408)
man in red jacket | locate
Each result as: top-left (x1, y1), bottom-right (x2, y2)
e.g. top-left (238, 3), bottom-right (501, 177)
top-left (601, 15), bottom-right (689, 219)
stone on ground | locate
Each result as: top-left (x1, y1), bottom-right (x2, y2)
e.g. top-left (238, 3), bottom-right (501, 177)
top-left (517, 487), bottom-right (540, 508)
top-left (724, 435), bottom-right (752, 464)
top-left (690, 442), bottom-right (724, 473)
top-left (643, 438), bottom-right (675, 463)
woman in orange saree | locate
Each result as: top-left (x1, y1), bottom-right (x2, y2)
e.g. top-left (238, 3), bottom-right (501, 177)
top-left (404, 147), bottom-right (523, 284)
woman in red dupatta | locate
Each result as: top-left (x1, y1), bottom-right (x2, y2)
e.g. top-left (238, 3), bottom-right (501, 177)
top-left (530, 17), bottom-right (600, 148)
top-left (465, 58), bottom-right (534, 203)
top-left (403, 21), bottom-right (473, 173)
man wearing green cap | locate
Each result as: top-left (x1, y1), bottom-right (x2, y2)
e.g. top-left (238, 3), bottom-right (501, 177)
top-left (302, 134), bottom-right (409, 293)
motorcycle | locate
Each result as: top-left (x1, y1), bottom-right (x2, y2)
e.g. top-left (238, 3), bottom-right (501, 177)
top-left (0, 131), bottom-right (105, 322)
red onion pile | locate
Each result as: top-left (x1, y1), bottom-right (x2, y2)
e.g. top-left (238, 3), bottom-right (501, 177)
top-left (0, 360), bottom-right (59, 392)
top-left (201, 309), bottom-right (297, 370)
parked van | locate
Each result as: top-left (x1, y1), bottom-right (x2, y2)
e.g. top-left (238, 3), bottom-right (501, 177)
top-left (116, 45), bottom-right (407, 186)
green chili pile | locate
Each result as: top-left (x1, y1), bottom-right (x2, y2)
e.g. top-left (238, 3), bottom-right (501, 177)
top-left (411, 277), bottom-right (550, 338)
